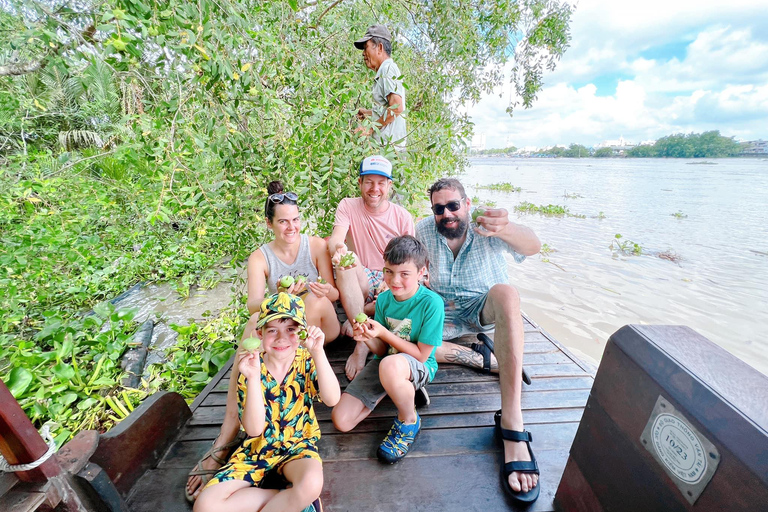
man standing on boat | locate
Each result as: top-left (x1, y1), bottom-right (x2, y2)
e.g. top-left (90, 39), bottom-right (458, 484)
top-left (328, 155), bottom-right (415, 381)
top-left (353, 24), bottom-right (407, 151)
top-left (416, 178), bottom-right (542, 504)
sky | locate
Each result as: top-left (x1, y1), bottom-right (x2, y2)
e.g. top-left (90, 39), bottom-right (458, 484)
top-left (469, 0), bottom-right (768, 149)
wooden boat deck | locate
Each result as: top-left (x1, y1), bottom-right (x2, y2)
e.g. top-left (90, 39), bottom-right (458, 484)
top-left (127, 313), bottom-right (594, 511)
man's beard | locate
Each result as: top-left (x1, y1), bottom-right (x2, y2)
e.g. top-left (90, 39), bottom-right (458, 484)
top-left (436, 215), bottom-right (468, 239)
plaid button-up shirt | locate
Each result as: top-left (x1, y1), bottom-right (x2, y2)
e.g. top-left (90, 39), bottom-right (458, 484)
top-left (415, 217), bottom-right (525, 308)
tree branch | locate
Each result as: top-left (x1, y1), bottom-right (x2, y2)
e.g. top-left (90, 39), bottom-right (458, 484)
top-left (310, 0), bottom-right (344, 29)
top-left (0, 60), bottom-right (46, 77)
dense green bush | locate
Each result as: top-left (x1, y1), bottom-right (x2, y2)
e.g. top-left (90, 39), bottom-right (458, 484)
top-left (1, 0), bottom-right (572, 442)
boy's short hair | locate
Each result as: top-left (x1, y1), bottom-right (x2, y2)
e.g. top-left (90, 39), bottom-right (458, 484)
top-left (383, 235), bottom-right (428, 270)
top-left (256, 292), bottom-right (307, 329)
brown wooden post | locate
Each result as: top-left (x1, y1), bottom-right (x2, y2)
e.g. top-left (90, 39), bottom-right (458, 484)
top-left (0, 379), bottom-right (60, 482)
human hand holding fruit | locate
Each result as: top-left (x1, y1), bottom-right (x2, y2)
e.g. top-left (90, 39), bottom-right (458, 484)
top-left (238, 338), bottom-right (262, 380)
top-left (473, 207), bottom-right (509, 237)
top-left (352, 315), bottom-right (382, 341)
top-left (307, 275), bottom-right (331, 298)
top-left (301, 325), bottom-right (325, 355)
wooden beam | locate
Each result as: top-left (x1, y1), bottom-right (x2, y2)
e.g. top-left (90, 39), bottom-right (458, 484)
top-left (0, 380), bottom-right (60, 482)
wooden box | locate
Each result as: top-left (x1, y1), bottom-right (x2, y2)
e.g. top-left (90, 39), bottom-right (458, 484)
top-left (555, 325), bottom-right (768, 511)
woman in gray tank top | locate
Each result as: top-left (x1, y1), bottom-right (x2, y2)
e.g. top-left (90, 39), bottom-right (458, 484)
top-left (245, 181), bottom-right (341, 343)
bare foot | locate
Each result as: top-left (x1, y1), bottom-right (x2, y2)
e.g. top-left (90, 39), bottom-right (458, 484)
top-left (345, 342), bottom-right (369, 381)
top-left (340, 319), bottom-right (354, 338)
top-left (501, 421), bottom-right (538, 494)
top-left (185, 456), bottom-right (221, 500)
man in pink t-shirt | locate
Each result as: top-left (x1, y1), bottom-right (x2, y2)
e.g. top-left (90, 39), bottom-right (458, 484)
top-left (327, 155), bottom-right (415, 379)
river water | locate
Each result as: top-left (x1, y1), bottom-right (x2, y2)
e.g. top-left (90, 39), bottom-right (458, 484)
top-left (463, 157), bottom-right (768, 376)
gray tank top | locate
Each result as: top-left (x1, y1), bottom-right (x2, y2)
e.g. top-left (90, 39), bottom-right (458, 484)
top-left (259, 234), bottom-right (320, 293)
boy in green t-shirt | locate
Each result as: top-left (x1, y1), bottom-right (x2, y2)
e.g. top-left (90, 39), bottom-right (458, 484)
top-left (331, 235), bottom-right (444, 463)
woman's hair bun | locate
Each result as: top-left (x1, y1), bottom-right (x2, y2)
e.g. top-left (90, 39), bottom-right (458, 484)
top-left (267, 181), bottom-right (284, 195)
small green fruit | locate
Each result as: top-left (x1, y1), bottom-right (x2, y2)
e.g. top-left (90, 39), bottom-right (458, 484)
top-left (241, 337), bottom-right (261, 352)
top-left (472, 208), bottom-right (484, 223)
top-left (317, 276), bottom-right (327, 284)
top-left (354, 312), bottom-right (368, 323)
top-left (295, 275), bottom-right (307, 286)
top-left (111, 38), bottom-right (127, 52)
top-left (279, 275), bottom-right (294, 288)
top-left (298, 330), bottom-right (308, 340)
top-left (339, 252), bottom-right (356, 267)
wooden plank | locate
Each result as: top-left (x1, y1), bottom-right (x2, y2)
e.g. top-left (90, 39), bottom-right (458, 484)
top-left (211, 374), bottom-right (593, 396)
top-left (0, 473), bottom-right (19, 499)
top-left (90, 391), bottom-right (191, 497)
top-left (0, 490), bottom-right (46, 512)
top-left (162, 423), bottom-right (578, 469)
top-left (318, 423), bottom-right (578, 462)
top-left (189, 357), bottom-right (233, 412)
top-left (126, 468), bottom-right (192, 512)
top-left (191, 388), bottom-right (589, 425)
top-left (0, 381), bottom-right (61, 482)
top-left (320, 450), bottom-right (568, 512)
top-left (176, 407), bottom-right (586, 442)
top-left (554, 456), bottom-right (603, 512)
top-left (200, 376), bottom-right (593, 407)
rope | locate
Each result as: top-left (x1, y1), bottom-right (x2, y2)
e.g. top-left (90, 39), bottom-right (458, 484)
top-left (0, 425), bottom-right (57, 473)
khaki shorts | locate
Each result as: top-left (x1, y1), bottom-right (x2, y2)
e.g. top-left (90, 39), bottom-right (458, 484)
top-left (344, 354), bottom-right (429, 411)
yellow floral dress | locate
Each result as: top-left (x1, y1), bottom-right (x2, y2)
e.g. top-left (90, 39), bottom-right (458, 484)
top-left (205, 348), bottom-right (322, 488)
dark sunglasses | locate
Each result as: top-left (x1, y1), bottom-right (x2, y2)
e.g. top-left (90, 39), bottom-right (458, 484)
top-left (268, 192), bottom-right (299, 204)
top-left (431, 200), bottom-right (463, 215)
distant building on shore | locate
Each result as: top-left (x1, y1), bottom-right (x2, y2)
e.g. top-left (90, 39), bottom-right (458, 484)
top-left (594, 135), bottom-right (637, 155)
top-left (741, 139), bottom-right (768, 155)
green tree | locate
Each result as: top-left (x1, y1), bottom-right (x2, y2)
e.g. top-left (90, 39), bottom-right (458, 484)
top-left (593, 147), bottom-right (614, 157)
top-left (1, 0), bottom-right (574, 440)
top-left (627, 144), bottom-right (657, 157)
top-left (563, 143), bottom-right (589, 157)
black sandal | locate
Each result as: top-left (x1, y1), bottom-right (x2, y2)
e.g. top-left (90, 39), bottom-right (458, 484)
top-left (494, 410), bottom-right (540, 504)
top-left (471, 333), bottom-right (532, 384)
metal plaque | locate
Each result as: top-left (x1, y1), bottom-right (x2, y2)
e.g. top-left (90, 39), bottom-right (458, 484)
top-left (640, 395), bottom-right (720, 505)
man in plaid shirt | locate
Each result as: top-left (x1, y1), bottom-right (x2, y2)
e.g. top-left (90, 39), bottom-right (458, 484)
top-left (415, 177), bottom-right (542, 503)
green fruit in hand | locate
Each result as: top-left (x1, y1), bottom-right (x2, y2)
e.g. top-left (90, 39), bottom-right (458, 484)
top-left (298, 330), bottom-right (308, 340)
top-left (317, 276), bottom-right (327, 284)
top-left (242, 337), bottom-right (261, 352)
top-left (339, 252), bottom-right (356, 267)
top-left (279, 275), bottom-right (294, 288)
top-left (354, 312), bottom-right (368, 323)
top-left (472, 208), bottom-right (484, 223)
top-left (295, 275), bottom-right (307, 286)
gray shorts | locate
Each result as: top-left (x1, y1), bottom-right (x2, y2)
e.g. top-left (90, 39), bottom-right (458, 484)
top-left (344, 354), bottom-right (430, 411)
top-left (443, 292), bottom-right (494, 340)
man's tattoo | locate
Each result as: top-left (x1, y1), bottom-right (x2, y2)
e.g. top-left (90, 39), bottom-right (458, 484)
top-left (443, 346), bottom-right (498, 371)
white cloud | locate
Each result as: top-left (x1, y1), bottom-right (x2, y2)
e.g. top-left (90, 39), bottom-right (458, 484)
top-left (470, 0), bottom-right (768, 148)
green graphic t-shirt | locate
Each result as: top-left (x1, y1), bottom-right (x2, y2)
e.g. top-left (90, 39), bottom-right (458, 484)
top-left (374, 285), bottom-right (445, 381)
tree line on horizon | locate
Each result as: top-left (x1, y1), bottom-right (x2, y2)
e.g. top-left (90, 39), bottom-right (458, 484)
top-left (474, 131), bottom-right (745, 158)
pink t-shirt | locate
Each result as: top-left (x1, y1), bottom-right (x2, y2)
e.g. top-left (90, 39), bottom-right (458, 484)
top-left (334, 198), bottom-right (415, 271)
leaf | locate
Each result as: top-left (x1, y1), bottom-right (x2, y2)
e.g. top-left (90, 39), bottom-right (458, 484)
top-left (287, 0), bottom-right (298, 11)
top-left (5, 367), bottom-right (34, 398)
top-left (60, 392), bottom-right (79, 406)
top-left (52, 363), bottom-right (76, 380)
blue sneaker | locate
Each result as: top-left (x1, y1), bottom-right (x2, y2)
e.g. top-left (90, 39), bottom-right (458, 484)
top-left (377, 414), bottom-right (421, 463)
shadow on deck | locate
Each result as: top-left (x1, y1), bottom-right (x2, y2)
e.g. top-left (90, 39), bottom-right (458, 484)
top-left (127, 314), bottom-right (594, 512)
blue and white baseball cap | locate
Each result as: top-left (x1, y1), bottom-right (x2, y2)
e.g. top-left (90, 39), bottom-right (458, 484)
top-left (359, 155), bottom-right (393, 180)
